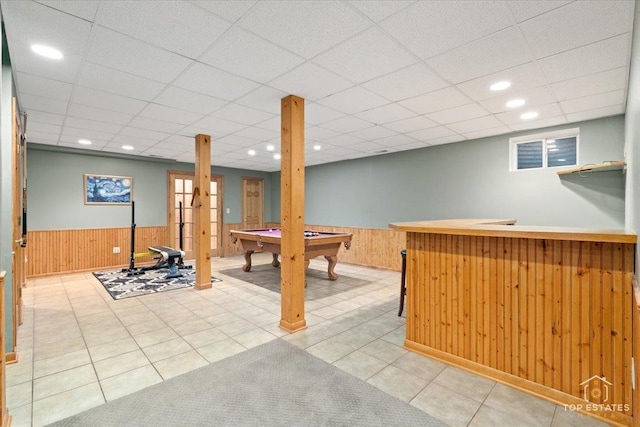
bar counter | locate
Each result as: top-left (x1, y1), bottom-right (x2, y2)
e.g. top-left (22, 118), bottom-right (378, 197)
top-left (388, 219), bottom-right (637, 426)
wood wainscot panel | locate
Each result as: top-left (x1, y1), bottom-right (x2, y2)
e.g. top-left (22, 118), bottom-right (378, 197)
top-left (26, 226), bottom-right (168, 277)
top-left (403, 232), bottom-right (635, 426)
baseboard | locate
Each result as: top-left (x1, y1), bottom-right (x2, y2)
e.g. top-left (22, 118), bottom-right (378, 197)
top-left (5, 352), bottom-right (17, 365)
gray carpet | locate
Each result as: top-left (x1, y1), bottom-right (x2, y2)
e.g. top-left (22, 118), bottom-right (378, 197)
top-left (219, 264), bottom-right (373, 301)
top-left (49, 339), bottom-right (445, 427)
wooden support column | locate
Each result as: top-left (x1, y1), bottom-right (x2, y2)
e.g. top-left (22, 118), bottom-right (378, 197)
top-left (279, 95), bottom-right (306, 333)
top-left (193, 134), bottom-right (212, 290)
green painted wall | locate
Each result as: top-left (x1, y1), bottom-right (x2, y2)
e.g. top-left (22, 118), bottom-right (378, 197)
top-left (272, 115), bottom-right (625, 229)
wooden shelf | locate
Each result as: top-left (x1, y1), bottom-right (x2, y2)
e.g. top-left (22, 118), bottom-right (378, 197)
top-left (556, 161), bottom-right (626, 176)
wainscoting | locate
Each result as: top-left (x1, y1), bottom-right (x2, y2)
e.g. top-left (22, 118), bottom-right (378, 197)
top-left (28, 224), bottom-right (405, 277)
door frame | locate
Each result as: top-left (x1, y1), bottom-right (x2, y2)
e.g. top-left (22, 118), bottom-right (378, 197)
top-left (167, 171), bottom-right (224, 258)
top-left (241, 177), bottom-right (264, 230)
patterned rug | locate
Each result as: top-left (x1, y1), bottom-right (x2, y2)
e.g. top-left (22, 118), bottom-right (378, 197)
top-left (93, 267), bottom-right (221, 300)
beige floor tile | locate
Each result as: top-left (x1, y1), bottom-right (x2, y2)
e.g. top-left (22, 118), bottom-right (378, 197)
top-left (93, 349), bottom-right (151, 380)
top-left (133, 326), bottom-right (179, 348)
top-left (154, 349), bottom-right (209, 380)
top-left (232, 328), bottom-right (276, 349)
top-left (392, 351), bottom-right (447, 382)
top-left (142, 337), bottom-right (193, 362)
top-left (172, 319), bottom-right (213, 336)
top-left (82, 327), bottom-right (131, 347)
top-left (366, 364), bottom-right (429, 402)
top-left (333, 350), bottom-right (388, 380)
top-left (100, 364), bottom-right (163, 401)
top-left (359, 339), bottom-right (407, 364)
top-left (306, 338), bottom-right (356, 364)
top-left (125, 317), bottom-right (167, 336)
top-left (410, 382), bottom-right (482, 427)
top-left (432, 365), bottom-right (496, 402)
top-left (469, 405), bottom-right (540, 427)
top-left (196, 338), bottom-right (246, 363)
top-left (7, 381), bottom-right (32, 409)
top-left (6, 360), bottom-right (34, 387)
top-left (216, 318), bottom-right (260, 337)
top-left (8, 403), bottom-right (32, 427)
top-left (551, 406), bottom-right (612, 426)
top-left (182, 327), bottom-right (229, 348)
top-left (88, 336), bottom-right (139, 362)
top-left (33, 364), bottom-right (98, 401)
top-left (484, 383), bottom-right (556, 427)
top-left (33, 336), bottom-right (87, 361)
top-left (33, 348), bottom-right (91, 379)
top-left (32, 382), bottom-right (104, 427)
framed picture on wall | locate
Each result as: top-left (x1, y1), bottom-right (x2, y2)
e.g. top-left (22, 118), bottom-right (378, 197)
top-left (84, 174), bottom-right (132, 205)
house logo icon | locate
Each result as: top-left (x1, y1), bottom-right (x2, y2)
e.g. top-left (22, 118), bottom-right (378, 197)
top-left (580, 375), bottom-right (612, 403)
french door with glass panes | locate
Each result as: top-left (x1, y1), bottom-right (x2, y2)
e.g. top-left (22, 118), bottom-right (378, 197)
top-left (168, 171), bottom-right (223, 259)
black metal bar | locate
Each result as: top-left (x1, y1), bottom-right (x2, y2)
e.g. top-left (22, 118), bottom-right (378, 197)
top-left (179, 201), bottom-right (184, 251)
top-left (128, 201), bottom-right (136, 271)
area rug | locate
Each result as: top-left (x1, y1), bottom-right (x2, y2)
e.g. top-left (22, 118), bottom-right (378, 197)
top-left (219, 263), bottom-right (373, 300)
top-left (49, 339), bottom-right (445, 427)
top-left (93, 268), bottom-right (222, 300)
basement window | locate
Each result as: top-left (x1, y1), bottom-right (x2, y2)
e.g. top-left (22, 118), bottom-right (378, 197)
top-left (510, 128), bottom-right (578, 171)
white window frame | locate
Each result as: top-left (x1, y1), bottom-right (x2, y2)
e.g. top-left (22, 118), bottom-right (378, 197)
top-left (509, 127), bottom-right (579, 172)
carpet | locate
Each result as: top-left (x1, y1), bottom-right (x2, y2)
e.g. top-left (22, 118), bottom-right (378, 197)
top-left (49, 339), bottom-right (445, 427)
top-left (219, 263), bottom-right (373, 301)
top-left (93, 268), bottom-right (222, 300)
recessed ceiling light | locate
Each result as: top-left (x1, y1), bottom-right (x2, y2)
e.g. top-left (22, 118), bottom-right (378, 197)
top-left (248, 149), bottom-right (256, 156)
top-left (506, 99), bottom-right (525, 108)
top-left (31, 44), bottom-right (63, 60)
top-left (266, 144), bottom-right (275, 151)
top-left (313, 145), bottom-right (321, 151)
top-left (520, 111), bottom-right (538, 120)
top-left (490, 81), bottom-right (511, 91)
top-left (274, 153), bottom-right (281, 160)
top-left (122, 145), bottom-right (134, 151)
top-left (78, 139), bottom-right (91, 145)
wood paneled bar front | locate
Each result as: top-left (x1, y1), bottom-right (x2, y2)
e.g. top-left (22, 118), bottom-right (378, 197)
top-left (388, 219), bottom-right (637, 426)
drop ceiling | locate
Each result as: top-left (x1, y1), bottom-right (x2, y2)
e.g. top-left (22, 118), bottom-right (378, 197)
top-left (0, 0), bottom-right (635, 172)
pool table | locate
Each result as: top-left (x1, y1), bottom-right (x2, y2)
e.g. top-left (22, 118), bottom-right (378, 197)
top-left (229, 228), bottom-right (352, 280)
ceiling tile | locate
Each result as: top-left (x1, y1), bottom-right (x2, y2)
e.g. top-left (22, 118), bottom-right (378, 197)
top-left (538, 34), bottom-right (630, 83)
top-left (380, 1), bottom-right (513, 59)
top-left (253, 117), bottom-right (281, 133)
top-left (238, 1), bottom-right (371, 58)
top-left (479, 86), bottom-right (556, 114)
top-left (233, 127), bottom-right (280, 142)
top-left (560, 90), bottom-right (626, 114)
top-left (190, 1), bottom-right (257, 23)
top-left (35, 0), bottom-right (100, 21)
top-left (348, 140), bottom-right (389, 154)
top-left (173, 63), bottom-right (260, 101)
top-left (374, 133), bottom-right (419, 146)
top-left (139, 104), bottom-right (203, 126)
top-left (305, 103), bottom-right (347, 126)
top-left (318, 116), bottom-right (373, 133)
top-left (87, 27), bottom-right (191, 83)
top-left (188, 116), bottom-right (246, 136)
top-left (10, 43), bottom-right (83, 83)
top-left (26, 111), bottom-right (65, 126)
top-left (313, 27), bottom-right (415, 83)
top-left (551, 67), bottom-right (628, 101)
top-left (61, 126), bottom-right (114, 142)
top-left (447, 115), bottom-right (505, 134)
top-left (94, 1), bottom-right (230, 58)
top-left (519, 0), bottom-right (633, 58)
top-left (384, 116), bottom-right (438, 133)
top-left (20, 94), bottom-right (68, 115)
top-left (462, 126), bottom-right (511, 140)
top-left (153, 86), bottom-right (227, 115)
top-left (67, 103), bottom-right (133, 125)
top-left (456, 62), bottom-right (548, 102)
top-left (211, 103), bottom-right (275, 126)
top-left (268, 63), bottom-right (353, 101)
top-left (28, 130), bottom-right (59, 144)
top-left (128, 116), bottom-right (185, 134)
top-left (508, 115), bottom-right (567, 132)
top-left (362, 63), bottom-right (448, 102)
top-left (199, 27), bottom-right (304, 82)
top-left (71, 86), bottom-right (148, 115)
top-left (406, 126), bottom-right (457, 142)
top-left (316, 86), bottom-right (389, 114)
top-left (427, 135), bottom-right (466, 146)
top-left (506, 1), bottom-right (572, 22)
top-left (236, 86), bottom-right (291, 115)
top-left (305, 126), bottom-right (339, 141)
top-left (354, 103), bottom-right (416, 124)
top-left (399, 87), bottom-right (471, 115)
top-left (349, 125), bottom-right (397, 140)
top-left (566, 105), bottom-right (625, 123)
top-left (117, 127), bottom-right (170, 144)
top-left (427, 103), bottom-right (489, 125)
top-left (16, 72), bottom-right (72, 101)
top-left (64, 117), bottom-right (122, 134)
top-left (28, 121), bottom-right (61, 135)
top-left (59, 135), bottom-right (109, 148)
top-left (77, 62), bottom-right (165, 101)
top-left (427, 27), bottom-right (533, 84)
top-left (349, 1), bottom-right (415, 22)
top-left (216, 134), bottom-right (261, 148)
top-left (496, 102), bottom-right (563, 125)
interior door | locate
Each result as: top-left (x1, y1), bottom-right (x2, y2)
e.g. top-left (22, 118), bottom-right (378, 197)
top-left (168, 171), bottom-right (223, 259)
top-left (11, 98), bottom-right (24, 338)
top-left (241, 178), bottom-right (264, 229)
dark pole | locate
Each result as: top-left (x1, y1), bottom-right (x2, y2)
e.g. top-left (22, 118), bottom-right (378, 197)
top-left (128, 200), bottom-right (136, 271)
top-left (179, 201), bottom-right (184, 251)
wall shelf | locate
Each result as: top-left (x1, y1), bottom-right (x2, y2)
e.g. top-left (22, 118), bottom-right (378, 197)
top-left (557, 161), bottom-right (626, 176)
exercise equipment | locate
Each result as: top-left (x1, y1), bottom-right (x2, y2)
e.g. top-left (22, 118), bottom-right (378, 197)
top-left (122, 201), bottom-right (188, 278)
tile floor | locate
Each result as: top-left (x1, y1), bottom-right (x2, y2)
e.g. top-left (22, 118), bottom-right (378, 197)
top-left (7, 253), bottom-right (611, 426)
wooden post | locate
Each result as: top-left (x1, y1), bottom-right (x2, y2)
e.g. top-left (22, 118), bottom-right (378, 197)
top-left (193, 134), bottom-right (212, 290)
top-left (279, 95), bottom-right (306, 333)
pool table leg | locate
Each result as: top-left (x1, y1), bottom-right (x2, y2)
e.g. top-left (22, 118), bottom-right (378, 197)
top-left (325, 255), bottom-right (338, 280)
top-left (242, 250), bottom-right (254, 272)
top-left (271, 253), bottom-right (280, 267)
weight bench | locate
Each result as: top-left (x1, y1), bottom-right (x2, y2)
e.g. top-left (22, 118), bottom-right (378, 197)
top-left (147, 245), bottom-right (186, 279)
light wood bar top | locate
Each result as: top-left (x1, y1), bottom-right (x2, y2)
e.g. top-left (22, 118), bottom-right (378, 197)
top-left (388, 218), bottom-right (637, 244)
